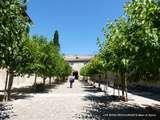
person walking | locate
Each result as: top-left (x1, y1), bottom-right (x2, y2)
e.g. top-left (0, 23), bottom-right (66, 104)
top-left (69, 75), bottom-right (75, 88)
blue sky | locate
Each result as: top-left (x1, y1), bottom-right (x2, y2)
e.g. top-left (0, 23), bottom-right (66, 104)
top-left (27, 0), bottom-right (127, 55)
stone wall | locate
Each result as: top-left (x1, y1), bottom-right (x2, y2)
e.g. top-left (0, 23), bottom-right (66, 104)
top-left (0, 69), bottom-right (49, 91)
top-left (83, 71), bottom-right (160, 91)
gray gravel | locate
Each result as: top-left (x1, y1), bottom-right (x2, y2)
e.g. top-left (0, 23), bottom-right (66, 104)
top-left (2, 80), bottom-right (160, 120)
top-left (6, 80), bottom-right (96, 120)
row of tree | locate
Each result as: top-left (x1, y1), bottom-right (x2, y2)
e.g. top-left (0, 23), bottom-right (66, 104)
top-left (80, 0), bottom-right (160, 101)
top-left (25, 35), bottom-right (71, 85)
top-left (1, 0), bottom-right (72, 100)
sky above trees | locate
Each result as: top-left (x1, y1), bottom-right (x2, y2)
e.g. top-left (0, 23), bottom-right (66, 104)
top-left (27, 0), bottom-right (128, 55)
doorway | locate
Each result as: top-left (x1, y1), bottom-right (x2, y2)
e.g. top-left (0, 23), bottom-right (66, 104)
top-left (73, 71), bottom-right (78, 80)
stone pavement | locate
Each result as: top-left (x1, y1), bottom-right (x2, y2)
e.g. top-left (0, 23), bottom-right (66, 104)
top-left (2, 80), bottom-right (160, 120)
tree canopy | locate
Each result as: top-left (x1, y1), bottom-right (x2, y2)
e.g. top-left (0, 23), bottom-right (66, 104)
top-left (0, 0), bottom-right (71, 100)
top-left (53, 30), bottom-right (60, 49)
top-left (80, 0), bottom-right (160, 101)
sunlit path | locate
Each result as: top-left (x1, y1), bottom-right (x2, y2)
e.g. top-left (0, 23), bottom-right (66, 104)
top-left (6, 80), bottom-right (90, 120)
top-left (2, 80), bottom-right (159, 120)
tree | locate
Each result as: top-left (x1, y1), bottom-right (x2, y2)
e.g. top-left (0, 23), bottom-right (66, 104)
top-left (53, 30), bottom-right (60, 49)
top-left (98, 0), bottom-right (160, 101)
top-left (81, 0), bottom-right (160, 101)
top-left (124, 0), bottom-right (160, 82)
top-left (80, 56), bottom-right (106, 87)
top-left (0, 0), bottom-right (31, 100)
top-left (27, 35), bottom-right (71, 86)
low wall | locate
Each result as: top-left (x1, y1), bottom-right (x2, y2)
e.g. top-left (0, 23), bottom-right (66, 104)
top-left (0, 69), bottom-right (51, 91)
top-left (82, 71), bottom-right (160, 93)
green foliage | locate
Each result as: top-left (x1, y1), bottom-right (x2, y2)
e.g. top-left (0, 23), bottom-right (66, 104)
top-left (53, 30), bottom-right (60, 49)
top-left (26, 35), bottom-right (72, 78)
top-left (0, 0), bottom-right (30, 69)
top-left (101, 0), bottom-right (160, 82)
top-left (55, 55), bottom-right (72, 77)
top-left (80, 56), bottom-right (106, 76)
top-left (0, 0), bottom-right (71, 100)
top-left (0, 0), bottom-right (32, 100)
top-left (81, 0), bottom-right (160, 83)
top-left (124, 0), bottom-right (160, 80)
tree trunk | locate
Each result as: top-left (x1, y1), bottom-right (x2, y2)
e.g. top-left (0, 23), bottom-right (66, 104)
top-left (118, 85), bottom-right (120, 97)
top-left (4, 71), bottom-right (9, 91)
top-left (113, 83), bottom-right (115, 96)
top-left (7, 70), bottom-right (14, 100)
top-left (122, 84), bottom-right (125, 98)
top-left (62, 76), bottom-right (65, 82)
top-left (93, 81), bottom-right (96, 88)
top-left (43, 77), bottom-right (46, 85)
top-left (34, 74), bottom-right (37, 85)
top-left (105, 73), bottom-right (108, 90)
top-left (3, 71), bottom-right (9, 101)
top-left (117, 72), bottom-right (120, 97)
top-left (98, 82), bottom-right (101, 88)
top-left (98, 74), bottom-right (101, 88)
top-left (56, 76), bottom-right (60, 83)
top-left (49, 76), bottom-right (51, 85)
top-left (121, 73), bottom-right (125, 99)
top-left (124, 72), bottom-right (128, 101)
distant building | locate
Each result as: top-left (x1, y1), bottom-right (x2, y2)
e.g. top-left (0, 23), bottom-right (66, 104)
top-left (64, 55), bottom-right (93, 74)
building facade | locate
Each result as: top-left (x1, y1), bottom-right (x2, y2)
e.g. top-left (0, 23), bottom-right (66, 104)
top-left (64, 55), bottom-right (93, 74)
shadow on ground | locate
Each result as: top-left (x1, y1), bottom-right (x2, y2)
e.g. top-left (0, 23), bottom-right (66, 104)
top-left (81, 81), bottom-right (103, 93)
top-left (10, 82), bottom-right (58, 100)
top-left (0, 81), bottom-right (67, 101)
top-left (76, 82), bottom-right (160, 120)
top-left (82, 86), bottom-right (103, 93)
top-left (128, 85), bottom-right (160, 101)
top-left (0, 103), bottom-right (13, 120)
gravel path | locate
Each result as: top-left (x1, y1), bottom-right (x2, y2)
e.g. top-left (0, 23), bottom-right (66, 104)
top-left (2, 80), bottom-right (160, 120)
top-left (6, 80), bottom-right (94, 120)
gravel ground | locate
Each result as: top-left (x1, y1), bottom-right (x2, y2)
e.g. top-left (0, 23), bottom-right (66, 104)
top-left (5, 80), bottom-right (93, 120)
top-left (1, 80), bottom-right (160, 120)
